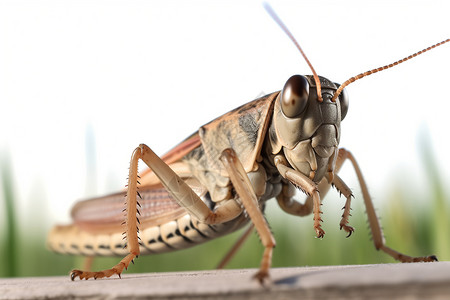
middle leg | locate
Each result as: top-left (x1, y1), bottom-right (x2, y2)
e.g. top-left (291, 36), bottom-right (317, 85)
top-left (220, 148), bottom-right (275, 284)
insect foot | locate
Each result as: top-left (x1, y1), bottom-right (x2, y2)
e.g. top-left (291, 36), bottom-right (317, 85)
top-left (253, 270), bottom-right (271, 286)
top-left (340, 223), bottom-right (355, 238)
top-left (315, 227), bottom-right (325, 238)
top-left (313, 210), bottom-right (325, 238)
top-left (70, 252), bottom-right (137, 280)
top-left (398, 254), bottom-right (439, 263)
top-left (70, 266), bottom-right (123, 281)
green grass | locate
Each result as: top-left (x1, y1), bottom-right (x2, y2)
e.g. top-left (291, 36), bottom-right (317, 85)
top-left (0, 140), bottom-right (448, 278)
top-left (0, 154), bottom-right (18, 277)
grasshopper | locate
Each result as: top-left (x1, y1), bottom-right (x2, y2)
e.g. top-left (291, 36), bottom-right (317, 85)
top-left (47, 5), bottom-right (448, 284)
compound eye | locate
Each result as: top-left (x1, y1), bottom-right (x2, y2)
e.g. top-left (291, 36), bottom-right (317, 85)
top-left (280, 75), bottom-right (309, 118)
top-left (334, 82), bottom-right (349, 121)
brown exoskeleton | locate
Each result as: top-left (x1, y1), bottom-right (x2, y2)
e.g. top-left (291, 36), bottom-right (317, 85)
top-left (47, 5), bottom-right (448, 284)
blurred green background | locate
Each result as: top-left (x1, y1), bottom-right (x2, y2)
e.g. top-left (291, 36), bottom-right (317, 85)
top-left (0, 137), bottom-right (449, 278)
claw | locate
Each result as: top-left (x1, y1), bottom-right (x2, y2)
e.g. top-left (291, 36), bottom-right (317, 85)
top-left (315, 228), bottom-right (325, 238)
top-left (253, 270), bottom-right (271, 286)
top-left (70, 270), bottom-right (82, 281)
top-left (340, 224), bottom-right (355, 238)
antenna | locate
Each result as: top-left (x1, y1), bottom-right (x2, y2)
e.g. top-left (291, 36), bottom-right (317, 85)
top-left (332, 39), bottom-right (450, 102)
top-left (264, 3), bottom-right (323, 102)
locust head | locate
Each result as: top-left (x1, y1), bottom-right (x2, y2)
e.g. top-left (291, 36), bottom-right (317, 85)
top-left (269, 75), bottom-right (348, 181)
top-left (264, 3), bottom-right (447, 182)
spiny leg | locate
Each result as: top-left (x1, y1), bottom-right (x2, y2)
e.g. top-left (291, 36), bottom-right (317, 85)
top-left (332, 175), bottom-right (355, 237)
top-left (274, 156), bottom-right (324, 238)
top-left (71, 144), bottom-right (245, 280)
top-left (340, 196), bottom-right (354, 237)
top-left (220, 149), bottom-right (275, 284)
top-left (337, 148), bottom-right (437, 262)
top-left (71, 148), bottom-right (142, 280)
top-left (276, 182), bottom-right (313, 217)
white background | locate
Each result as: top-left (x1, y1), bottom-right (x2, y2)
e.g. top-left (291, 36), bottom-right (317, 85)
top-left (0, 0), bottom-right (449, 228)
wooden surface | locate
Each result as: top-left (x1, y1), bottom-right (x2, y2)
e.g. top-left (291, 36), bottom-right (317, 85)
top-left (1, 262), bottom-right (449, 299)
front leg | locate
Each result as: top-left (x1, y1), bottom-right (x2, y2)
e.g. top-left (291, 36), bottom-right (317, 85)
top-left (332, 174), bottom-right (355, 237)
top-left (276, 182), bottom-right (313, 217)
top-left (274, 156), bottom-right (324, 238)
top-left (220, 149), bottom-right (275, 284)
